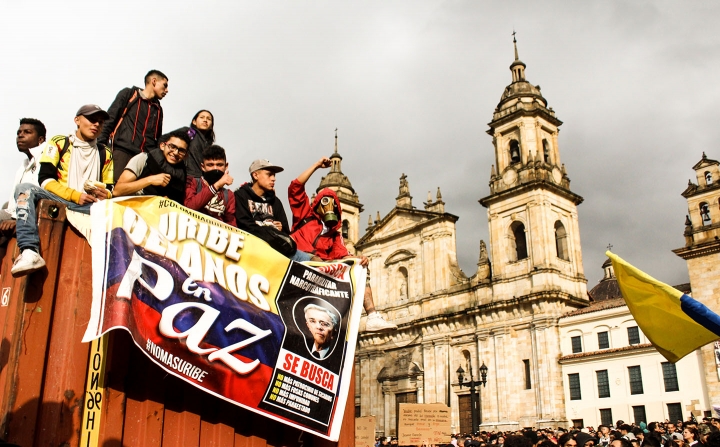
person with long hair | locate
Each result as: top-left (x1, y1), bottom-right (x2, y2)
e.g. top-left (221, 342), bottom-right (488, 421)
top-left (176, 109), bottom-right (216, 178)
top-left (683, 427), bottom-right (699, 447)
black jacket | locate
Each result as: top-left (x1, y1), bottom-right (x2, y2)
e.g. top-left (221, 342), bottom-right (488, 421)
top-left (234, 183), bottom-right (296, 256)
top-left (139, 149), bottom-right (186, 204)
top-left (164, 126), bottom-right (211, 178)
top-left (99, 87), bottom-right (163, 155)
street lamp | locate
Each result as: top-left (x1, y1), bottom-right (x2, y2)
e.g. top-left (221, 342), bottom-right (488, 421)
top-left (457, 362), bottom-right (488, 433)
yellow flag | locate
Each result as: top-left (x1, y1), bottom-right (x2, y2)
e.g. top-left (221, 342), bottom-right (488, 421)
top-left (607, 251), bottom-right (719, 363)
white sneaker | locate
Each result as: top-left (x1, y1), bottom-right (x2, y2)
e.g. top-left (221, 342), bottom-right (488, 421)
top-left (364, 312), bottom-right (397, 332)
top-left (11, 249), bottom-right (46, 277)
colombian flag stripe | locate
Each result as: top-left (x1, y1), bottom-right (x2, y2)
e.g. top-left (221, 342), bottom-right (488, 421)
top-left (607, 251), bottom-right (720, 363)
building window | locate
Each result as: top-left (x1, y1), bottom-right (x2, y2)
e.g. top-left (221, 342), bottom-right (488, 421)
top-left (523, 359), bottom-right (532, 390)
top-left (628, 366), bottom-right (644, 395)
top-left (706, 171), bottom-right (713, 185)
top-left (597, 331), bottom-right (609, 349)
top-left (355, 405), bottom-right (361, 417)
top-left (596, 370), bottom-right (610, 398)
top-left (632, 405), bottom-right (647, 424)
top-left (509, 221), bottom-right (528, 261)
top-left (571, 336), bottom-right (583, 353)
top-left (572, 419), bottom-right (584, 429)
top-left (542, 139), bottom-right (551, 163)
top-left (342, 219), bottom-right (349, 239)
top-left (568, 373), bottom-right (581, 400)
top-left (510, 140), bottom-right (521, 163)
top-left (667, 403), bottom-right (683, 423)
top-left (599, 408), bottom-right (613, 427)
top-left (627, 326), bottom-right (640, 345)
top-left (701, 202), bottom-right (712, 225)
top-left (555, 221), bottom-right (569, 261)
top-left (662, 362), bottom-right (679, 392)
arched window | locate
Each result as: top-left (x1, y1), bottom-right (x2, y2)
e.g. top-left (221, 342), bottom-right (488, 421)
top-left (509, 221), bottom-right (528, 261)
top-left (542, 139), bottom-right (551, 163)
top-left (509, 140), bottom-right (521, 163)
top-left (342, 219), bottom-right (349, 239)
top-left (700, 202), bottom-right (711, 225)
top-left (555, 221), bottom-right (569, 261)
top-left (706, 172), bottom-right (713, 186)
top-left (398, 267), bottom-right (409, 299)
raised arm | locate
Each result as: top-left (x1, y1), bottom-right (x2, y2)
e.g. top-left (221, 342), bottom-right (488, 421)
top-left (296, 157), bottom-right (331, 185)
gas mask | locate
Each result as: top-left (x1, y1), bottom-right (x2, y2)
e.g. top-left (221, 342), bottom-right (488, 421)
top-left (316, 196), bottom-right (338, 226)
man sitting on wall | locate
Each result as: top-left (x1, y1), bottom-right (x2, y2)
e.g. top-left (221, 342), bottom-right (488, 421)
top-left (184, 144), bottom-right (236, 225)
top-left (12, 105), bottom-right (114, 277)
top-left (113, 129), bottom-right (190, 204)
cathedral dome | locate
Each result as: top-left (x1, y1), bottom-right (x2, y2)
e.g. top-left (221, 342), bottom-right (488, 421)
top-left (588, 257), bottom-right (622, 301)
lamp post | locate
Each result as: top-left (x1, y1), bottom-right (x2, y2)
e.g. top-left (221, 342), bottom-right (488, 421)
top-left (457, 362), bottom-right (488, 433)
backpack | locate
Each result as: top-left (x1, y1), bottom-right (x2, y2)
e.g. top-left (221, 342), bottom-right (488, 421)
top-left (58, 137), bottom-right (109, 175)
top-left (108, 90), bottom-right (139, 148)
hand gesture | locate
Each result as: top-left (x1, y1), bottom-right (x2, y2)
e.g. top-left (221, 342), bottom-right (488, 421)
top-left (359, 256), bottom-right (369, 267)
top-left (317, 157), bottom-right (331, 169)
top-left (150, 173), bottom-right (171, 187)
top-left (272, 221), bottom-right (283, 231)
top-left (78, 193), bottom-right (98, 205)
top-left (215, 169), bottom-right (234, 190)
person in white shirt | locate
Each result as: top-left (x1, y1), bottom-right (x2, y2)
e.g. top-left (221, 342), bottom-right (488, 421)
top-left (0, 118), bottom-right (47, 235)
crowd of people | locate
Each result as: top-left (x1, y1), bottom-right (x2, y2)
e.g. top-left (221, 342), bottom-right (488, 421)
top-left (376, 418), bottom-right (720, 447)
top-left (4, 69), bottom-right (396, 332)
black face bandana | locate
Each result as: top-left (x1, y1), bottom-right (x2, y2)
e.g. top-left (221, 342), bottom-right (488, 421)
top-left (202, 169), bottom-right (224, 186)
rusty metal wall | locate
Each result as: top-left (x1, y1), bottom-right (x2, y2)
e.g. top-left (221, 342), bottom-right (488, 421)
top-left (0, 201), bottom-right (355, 447)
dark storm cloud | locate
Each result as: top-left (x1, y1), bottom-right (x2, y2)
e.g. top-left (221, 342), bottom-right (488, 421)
top-left (2, 1), bottom-right (720, 289)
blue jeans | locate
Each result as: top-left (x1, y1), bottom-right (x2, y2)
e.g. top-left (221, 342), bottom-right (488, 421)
top-left (290, 250), bottom-right (314, 262)
top-left (14, 183), bottom-right (91, 253)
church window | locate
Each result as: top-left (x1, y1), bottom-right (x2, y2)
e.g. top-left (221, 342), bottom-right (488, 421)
top-left (509, 140), bottom-right (521, 163)
top-left (706, 171), bottom-right (713, 185)
top-left (700, 202), bottom-right (711, 225)
top-left (523, 359), bottom-right (532, 389)
top-left (342, 219), bottom-right (349, 239)
top-left (509, 221), bottom-right (528, 261)
top-left (571, 335), bottom-right (582, 353)
top-left (398, 267), bottom-right (409, 299)
top-left (555, 221), bottom-right (569, 261)
top-left (542, 139), bottom-right (551, 163)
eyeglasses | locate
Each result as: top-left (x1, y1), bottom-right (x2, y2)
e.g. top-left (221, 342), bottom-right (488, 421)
top-left (307, 318), bottom-right (333, 328)
top-left (164, 142), bottom-right (188, 156)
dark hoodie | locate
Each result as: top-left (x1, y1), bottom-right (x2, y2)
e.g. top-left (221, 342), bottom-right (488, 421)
top-left (99, 86), bottom-right (163, 155)
top-left (234, 183), bottom-right (296, 256)
top-left (287, 179), bottom-right (349, 260)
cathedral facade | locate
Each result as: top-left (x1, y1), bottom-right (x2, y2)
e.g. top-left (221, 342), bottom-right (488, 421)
top-left (319, 41), bottom-right (590, 435)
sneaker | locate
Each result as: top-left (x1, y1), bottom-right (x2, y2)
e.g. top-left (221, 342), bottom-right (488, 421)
top-left (11, 249), bottom-right (46, 277)
top-left (364, 312), bottom-right (397, 332)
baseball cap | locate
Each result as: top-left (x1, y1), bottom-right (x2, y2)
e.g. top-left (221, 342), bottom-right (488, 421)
top-left (249, 159), bottom-right (284, 174)
top-left (671, 433), bottom-right (683, 441)
top-left (76, 104), bottom-right (110, 120)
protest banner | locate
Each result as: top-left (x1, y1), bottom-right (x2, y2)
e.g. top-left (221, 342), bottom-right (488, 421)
top-left (398, 403), bottom-right (451, 446)
top-left (355, 415), bottom-right (376, 447)
top-left (82, 196), bottom-right (365, 440)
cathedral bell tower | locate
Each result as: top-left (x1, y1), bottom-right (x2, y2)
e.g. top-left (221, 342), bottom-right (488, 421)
top-left (479, 37), bottom-right (587, 302)
top-left (317, 130), bottom-right (364, 253)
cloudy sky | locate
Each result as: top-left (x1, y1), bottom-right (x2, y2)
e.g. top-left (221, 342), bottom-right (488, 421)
top-left (2, 1), bottom-right (717, 288)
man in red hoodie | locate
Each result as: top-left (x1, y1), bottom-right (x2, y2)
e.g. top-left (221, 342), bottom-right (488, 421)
top-left (288, 157), bottom-right (396, 332)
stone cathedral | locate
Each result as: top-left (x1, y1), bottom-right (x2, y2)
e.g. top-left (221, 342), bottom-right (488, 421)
top-left (318, 41), bottom-right (590, 435)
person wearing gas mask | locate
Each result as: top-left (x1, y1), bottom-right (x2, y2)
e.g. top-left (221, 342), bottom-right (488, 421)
top-left (288, 156), bottom-right (397, 332)
top-left (184, 144), bottom-right (236, 225)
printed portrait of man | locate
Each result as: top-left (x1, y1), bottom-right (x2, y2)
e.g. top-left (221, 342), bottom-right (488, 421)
top-left (304, 302), bottom-right (339, 360)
